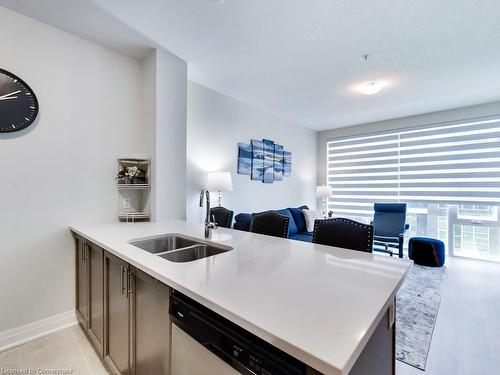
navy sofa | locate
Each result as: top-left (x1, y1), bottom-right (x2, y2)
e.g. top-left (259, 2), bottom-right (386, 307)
top-left (233, 205), bottom-right (313, 242)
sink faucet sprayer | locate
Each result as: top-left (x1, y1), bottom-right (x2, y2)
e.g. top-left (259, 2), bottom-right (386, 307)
top-left (199, 189), bottom-right (217, 238)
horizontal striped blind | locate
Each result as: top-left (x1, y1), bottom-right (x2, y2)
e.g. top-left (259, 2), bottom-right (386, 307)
top-left (327, 116), bottom-right (500, 218)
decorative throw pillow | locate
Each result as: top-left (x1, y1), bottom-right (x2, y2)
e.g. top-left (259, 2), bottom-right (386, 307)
top-left (288, 206), bottom-right (309, 233)
top-left (303, 209), bottom-right (324, 232)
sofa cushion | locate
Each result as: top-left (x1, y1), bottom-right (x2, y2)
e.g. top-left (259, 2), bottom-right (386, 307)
top-left (289, 232), bottom-right (313, 242)
top-left (233, 213), bottom-right (252, 231)
top-left (303, 209), bottom-right (324, 232)
top-left (275, 209), bottom-right (298, 236)
top-left (288, 205), bottom-right (309, 233)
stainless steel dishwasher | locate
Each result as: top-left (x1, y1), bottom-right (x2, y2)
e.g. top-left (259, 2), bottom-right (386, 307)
top-left (169, 292), bottom-right (307, 375)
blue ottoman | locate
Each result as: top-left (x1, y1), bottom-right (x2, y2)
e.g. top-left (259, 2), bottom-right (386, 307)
top-left (408, 237), bottom-right (445, 267)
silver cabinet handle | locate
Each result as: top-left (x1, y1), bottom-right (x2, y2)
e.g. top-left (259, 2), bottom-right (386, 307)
top-left (126, 269), bottom-right (134, 298)
top-left (120, 265), bottom-right (125, 295)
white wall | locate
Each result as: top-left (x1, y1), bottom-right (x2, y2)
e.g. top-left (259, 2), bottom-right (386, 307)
top-left (0, 7), bottom-right (150, 332)
top-left (142, 49), bottom-right (188, 222)
top-left (154, 49), bottom-right (187, 220)
top-left (316, 100), bottom-right (500, 186)
top-left (187, 82), bottom-right (317, 223)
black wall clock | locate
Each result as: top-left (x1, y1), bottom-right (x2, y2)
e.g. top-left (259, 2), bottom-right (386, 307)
top-left (0, 68), bottom-right (39, 133)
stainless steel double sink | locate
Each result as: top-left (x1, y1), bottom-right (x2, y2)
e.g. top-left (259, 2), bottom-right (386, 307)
top-left (130, 234), bottom-right (232, 263)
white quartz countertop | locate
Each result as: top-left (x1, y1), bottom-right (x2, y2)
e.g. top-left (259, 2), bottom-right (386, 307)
top-left (70, 220), bottom-right (411, 375)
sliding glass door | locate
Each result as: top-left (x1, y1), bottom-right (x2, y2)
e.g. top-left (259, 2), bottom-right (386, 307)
top-left (326, 115), bottom-right (500, 262)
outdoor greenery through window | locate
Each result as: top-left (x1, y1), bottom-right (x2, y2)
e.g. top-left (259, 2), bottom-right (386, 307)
top-left (327, 116), bottom-right (500, 262)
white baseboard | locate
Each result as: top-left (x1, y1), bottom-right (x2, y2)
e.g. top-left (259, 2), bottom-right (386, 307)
top-left (0, 310), bottom-right (77, 352)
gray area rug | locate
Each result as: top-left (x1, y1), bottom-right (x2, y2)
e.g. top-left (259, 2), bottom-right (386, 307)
top-left (396, 264), bottom-right (446, 370)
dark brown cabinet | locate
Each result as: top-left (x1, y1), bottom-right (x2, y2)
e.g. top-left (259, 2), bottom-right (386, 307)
top-left (74, 233), bottom-right (173, 375)
top-left (132, 268), bottom-right (171, 375)
top-left (102, 251), bottom-right (171, 375)
top-left (73, 233), bottom-right (105, 356)
top-left (87, 241), bottom-right (104, 355)
top-left (74, 234), bottom-right (88, 328)
top-left (104, 252), bottom-right (133, 374)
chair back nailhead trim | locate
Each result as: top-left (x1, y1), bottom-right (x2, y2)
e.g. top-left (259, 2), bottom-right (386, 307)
top-left (313, 218), bottom-right (374, 251)
top-left (250, 211), bottom-right (290, 238)
top-left (210, 207), bottom-right (234, 228)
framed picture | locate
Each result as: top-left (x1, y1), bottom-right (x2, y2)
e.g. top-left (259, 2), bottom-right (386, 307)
top-left (237, 143), bottom-right (252, 175)
top-left (284, 151), bottom-right (292, 177)
top-left (238, 138), bottom-right (292, 183)
top-left (273, 144), bottom-right (284, 181)
top-left (263, 139), bottom-right (275, 183)
top-left (251, 139), bottom-right (264, 181)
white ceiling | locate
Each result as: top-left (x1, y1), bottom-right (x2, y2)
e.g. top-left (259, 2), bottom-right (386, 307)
top-left (2, 0), bottom-right (500, 130)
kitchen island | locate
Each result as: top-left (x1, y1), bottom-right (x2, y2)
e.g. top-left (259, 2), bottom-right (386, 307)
top-left (70, 220), bottom-right (411, 375)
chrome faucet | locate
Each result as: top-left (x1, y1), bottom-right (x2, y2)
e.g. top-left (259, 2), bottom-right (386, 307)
top-left (199, 189), bottom-right (217, 238)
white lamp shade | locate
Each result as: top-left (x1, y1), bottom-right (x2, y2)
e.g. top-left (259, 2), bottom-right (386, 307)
top-left (316, 185), bottom-right (332, 198)
top-left (207, 172), bottom-right (233, 192)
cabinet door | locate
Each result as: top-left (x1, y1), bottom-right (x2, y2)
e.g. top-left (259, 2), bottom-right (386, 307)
top-left (131, 268), bottom-right (171, 375)
top-left (74, 235), bottom-right (88, 329)
top-left (348, 302), bottom-right (395, 375)
top-left (104, 252), bottom-right (132, 375)
top-left (88, 243), bottom-right (104, 356)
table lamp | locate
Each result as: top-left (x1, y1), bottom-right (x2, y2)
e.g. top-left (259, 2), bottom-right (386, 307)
top-left (207, 172), bottom-right (233, 206)
top-left (316, 185), bottom-right (333, 217)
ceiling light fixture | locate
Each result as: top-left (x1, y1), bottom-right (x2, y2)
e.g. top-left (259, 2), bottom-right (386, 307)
top-left (357, 81), bottom-right (387, 95)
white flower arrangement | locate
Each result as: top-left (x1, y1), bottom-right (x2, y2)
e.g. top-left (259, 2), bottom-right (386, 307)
top-left (126, 166), bottom-right (138, 178)
top-left (116, 166), bottom-right (146, 183)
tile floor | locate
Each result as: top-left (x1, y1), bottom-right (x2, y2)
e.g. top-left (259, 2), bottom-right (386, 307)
top-left (0, 325), bottom-right (108, 374)
top-left (1, 256), bottom-right (499, 375)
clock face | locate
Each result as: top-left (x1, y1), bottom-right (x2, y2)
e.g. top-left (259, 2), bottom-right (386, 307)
top-left (0, 68), bottom-right (39, 133)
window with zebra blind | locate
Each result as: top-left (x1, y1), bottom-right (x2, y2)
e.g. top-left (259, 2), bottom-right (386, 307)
top-left (326, 115), bottom-right (500, 261)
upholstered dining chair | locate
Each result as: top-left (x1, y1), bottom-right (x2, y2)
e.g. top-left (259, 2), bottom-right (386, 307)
top-left (249, 211), bottom-right (289, 238)
top-left (209, 206), bottom-right (234, 228)
top-left (312, 218), bottom-right (374, 253)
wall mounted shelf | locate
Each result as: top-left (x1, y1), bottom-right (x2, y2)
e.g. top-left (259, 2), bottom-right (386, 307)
top-left (117, 155), bottom-right (151, 222)
top-left (117, 184), bottom-right (151, 190)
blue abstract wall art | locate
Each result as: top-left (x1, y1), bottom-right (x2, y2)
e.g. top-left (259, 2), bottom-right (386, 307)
top-left (263, 139), bottom-right (275, 183)
top-left (273, 144), bottom-right (284, 181)
top-left (284, 151), bottom-right (292, 177)
top-left (250, 139), bottom-right (264, 181)
top-left (237, 143), bottom-right (252, 175)
top-left (238, 139), bottom-right (292, 183)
